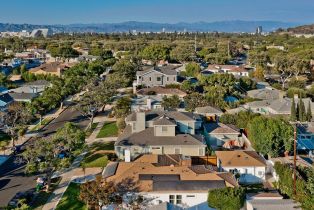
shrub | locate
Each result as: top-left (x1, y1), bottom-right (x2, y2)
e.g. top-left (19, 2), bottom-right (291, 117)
top-left (208, 187), bottom-right (245, 210)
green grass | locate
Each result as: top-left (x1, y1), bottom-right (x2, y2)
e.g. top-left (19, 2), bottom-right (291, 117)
top-left (81, 153), bottom-right (108, 168)
top-left (85, 122), bottom-right (99, 137)
top-left (89, 141), bottom-right (115, 151)
top-left (0, 132), bottom-right (10, 148)
top-left (56, 183), bottom-right (87, 210)
top-left (96, 122), bottom-right (118, 138)
top-left (31, 177), bottom-right (61, 210)
top-left (80, 142), bottom-right (115, 168)
top-left (31, 117), bottom-right (54, 131)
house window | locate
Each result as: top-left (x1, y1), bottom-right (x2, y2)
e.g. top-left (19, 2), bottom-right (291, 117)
top-left (174, 148), bottom-right (181, 154)
top-left (169, 195), bottom-right (175, 204)
top-left (258, 171), bottom-right (264, 176)
top-left (157, 77), bottom-right (161, 81)
top-left (152, 147), bottom-right (161, 150)
top-left (186, 195), bottom-right (195, 198)
top-left (133, 122), bottom-right (136, 130)
top-left (149, 77), bottom-right (152, 81)
top-left (167, 77), bottom-right (169, 81)
top-left (162, 126), bottom-right (168, 132)
top-left (176, 195), bottom-right (182, 204)
top-left (173, 76), bottom-right (176, 81)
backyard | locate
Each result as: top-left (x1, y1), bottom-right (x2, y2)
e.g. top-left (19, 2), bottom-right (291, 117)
top-left (96, 122), bottom-right (118, 138)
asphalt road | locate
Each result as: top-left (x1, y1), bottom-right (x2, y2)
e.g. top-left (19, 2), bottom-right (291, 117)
top-left (0, 105), bottom-right (88, 207)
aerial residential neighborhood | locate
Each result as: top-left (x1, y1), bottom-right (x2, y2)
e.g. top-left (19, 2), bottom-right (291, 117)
top-left (0, 1), bottom-right (314, 210)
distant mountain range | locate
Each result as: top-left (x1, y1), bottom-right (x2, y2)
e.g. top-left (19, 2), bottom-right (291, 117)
top-left (0, 20), bottom-right (303, 33)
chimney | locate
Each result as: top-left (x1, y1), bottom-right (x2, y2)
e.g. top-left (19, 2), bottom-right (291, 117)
top-left (125, 149), bottom-right (131, 162)
top-left (147, 98), bottom-right (152, 110)
top-left (133, 112), bottom-right (146, 133)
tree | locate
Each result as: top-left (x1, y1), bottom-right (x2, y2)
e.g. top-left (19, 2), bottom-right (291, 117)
top-left (140, 44), bottom-right (169, 64)
top-left (208, 187), bottom-right (245, 210)
top-left (185, 62), bottom-right (201, 77)
top-left (162, 95), bottom-right (181, 110)
top-left (170, 44), bottom-right (195, 62)
top-left (23, 137), bottom-right (71, 191)
top-left (290, 98), bottom-right (297, 121)
top-left (247, 116), bottom-right (293, 157)
top-left (239, 77), bottom-right (257, 91)
top-left (298, 98), bottom-right (306, 122)
top-left (306, 101), bottom-right (312, 122)
top-left (22, 123), bottom-right (84, 190)
top-left (79, 176), bottom-right (117, 209)
top-left (75, 91), bottom-right (101, 129)
top-left (2, 102), bottom-right (32, 147)
top-left (114, 97), bottom-right (131, 118)
top-left (181, 80), bottom-right (195, 93)
top-left (54, 122), bottom-right (85, 153)
top-left (112, 59), bottom-right (137, 87)
top-left (184, 93), bottom-right (208, 112)
top-left (0, 72), bottom-right (8, 86)
top-left (252, 65), bottom-right (265, 81)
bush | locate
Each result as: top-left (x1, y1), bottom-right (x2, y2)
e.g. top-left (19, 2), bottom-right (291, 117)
top-left (286, 88), bottom-right (307, 98)
top-left (116, 118), bottom-right (126, 131)
top-left (208, 187), bottom-right (245, 210)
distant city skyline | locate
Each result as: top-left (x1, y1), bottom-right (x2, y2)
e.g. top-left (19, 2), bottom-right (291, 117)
top-left (0, 0), bottom-right (314, 25)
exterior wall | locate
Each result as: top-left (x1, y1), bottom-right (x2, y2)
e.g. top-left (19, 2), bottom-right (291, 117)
top-left (176, 121), bottom-right (196, 135)
top-left (137, 71), bottom-right (177, 87)
top-left (219, 165), bottom-right (266, 183)
top-left (115, 145), bottom-right (206, 160)
top-left (142, 192), bottom-right (208, 208)
top-left (207, 133), bottom-right (240, 147)
top-left (154, 125), bottom-right (176, 137)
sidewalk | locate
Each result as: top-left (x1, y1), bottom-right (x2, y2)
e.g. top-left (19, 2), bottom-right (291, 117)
top-left (42, 115), bottom-right (109, 210)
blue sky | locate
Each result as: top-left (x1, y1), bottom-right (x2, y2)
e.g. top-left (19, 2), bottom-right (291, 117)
top-left (1, 0), bottom-right (314, 24)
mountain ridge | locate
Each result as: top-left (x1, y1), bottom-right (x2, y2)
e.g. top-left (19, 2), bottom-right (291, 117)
top-left (0, 20), bottom-right (302, 33)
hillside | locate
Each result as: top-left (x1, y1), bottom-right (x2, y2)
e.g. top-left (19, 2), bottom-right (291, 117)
top-left (287, 24), bottom-right (314, 34)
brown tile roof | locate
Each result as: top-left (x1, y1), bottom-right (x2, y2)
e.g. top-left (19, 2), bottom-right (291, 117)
top-left (104, 154), bottom-right (238, 192)
top-left (29, 62), bottom-right (70, 73)
top-left (204, 123), bottom-right (240, 134)
top-left (207, 64), bottom-right (248, 73)
top-left (215, 151), bottom-right (266, 167)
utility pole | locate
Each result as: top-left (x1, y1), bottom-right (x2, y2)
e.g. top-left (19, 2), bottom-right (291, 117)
top-left (227, 40), bottom-right (230, 58)
top-left (194, 34), bottom-right (197, 53)
top-left (293, 125), bottom-right (297, 196)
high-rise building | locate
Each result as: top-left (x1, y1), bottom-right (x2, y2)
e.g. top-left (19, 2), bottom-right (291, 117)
top-left (256, 26), bottom-right (263, 35)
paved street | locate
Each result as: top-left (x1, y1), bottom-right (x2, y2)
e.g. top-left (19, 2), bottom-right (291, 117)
top-left (0, 105), bottom-right (89, 207)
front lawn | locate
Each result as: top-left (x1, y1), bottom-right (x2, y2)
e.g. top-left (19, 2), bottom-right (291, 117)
top-left (55, 183), bottom-right (87, 210)
top-left (81, 153), bottom-right (108, 168)
top-left (96, 122), bottom-right (118, 138)
top-left (85, 122), bottom-right (99, 137)
top-left (81, 142), bottom-right (115, 168)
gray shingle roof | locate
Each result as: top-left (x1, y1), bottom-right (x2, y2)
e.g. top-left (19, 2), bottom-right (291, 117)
top-left (116, 126), bottom-right (204, 147)
top-left (204, 123), bottom-right (240, 134)
top-left (247, 88), bottom-right (280, 100)
top-left (247, 199), bottom-right (301, 210)
top-left (126, 111), bottom-right (200, 122)
top-left (154, 116), bottom-right (176, 126)
top-left (195, 106), bottom-right (223, 114)
top-left (8, 92), bottom-right (38, 101)
top-left (136, 66), bottom-right (178, 76)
